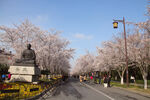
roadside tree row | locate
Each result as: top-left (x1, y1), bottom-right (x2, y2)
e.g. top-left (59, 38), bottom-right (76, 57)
top-left (72, 5), bottom-right (150, 89)
top-left (0, 20), bottom-right (74, 75)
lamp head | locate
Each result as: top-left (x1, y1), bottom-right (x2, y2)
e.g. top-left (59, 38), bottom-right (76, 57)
top-left (113, 21), bottom-right (118, 28)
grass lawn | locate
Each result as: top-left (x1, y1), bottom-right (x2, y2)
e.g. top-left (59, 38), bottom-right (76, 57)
top-left (135, 80), bottom-right (150, 85)
top-left (111, 81), bottom-right (150, 95)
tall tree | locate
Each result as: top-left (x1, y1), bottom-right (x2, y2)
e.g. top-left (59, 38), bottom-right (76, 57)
top-left (0, 20), bottom-right (74, 74)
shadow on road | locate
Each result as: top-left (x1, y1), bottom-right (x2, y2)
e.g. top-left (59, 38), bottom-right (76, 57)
top-left (52, 78), bottom-right (82, 99)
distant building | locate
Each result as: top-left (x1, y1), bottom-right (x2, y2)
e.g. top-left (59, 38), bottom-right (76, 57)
top-left (0, 49), bottom-right (14, 65)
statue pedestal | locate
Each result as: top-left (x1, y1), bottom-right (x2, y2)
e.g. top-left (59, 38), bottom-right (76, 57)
top-left (9, 66), bottom-right (41, 82)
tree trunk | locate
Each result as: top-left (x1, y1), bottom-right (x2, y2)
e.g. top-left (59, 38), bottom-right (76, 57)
top-left (121, 77), bottom-right (124, 84)
top-left (144, 78), bottom-right (147, 89)
top-left (117, 70), bottom-right (125, 85)
top-left (143, 74), bottom-right (148, 89)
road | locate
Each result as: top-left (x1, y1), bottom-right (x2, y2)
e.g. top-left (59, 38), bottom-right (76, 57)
top-left (41, 78), bottom-right (150, 100)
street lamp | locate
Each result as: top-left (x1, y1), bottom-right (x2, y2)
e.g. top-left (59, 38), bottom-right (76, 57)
top-left (113, 21), bottom-right (118, 28)
top-left (113, 17), bottom-right (129, 87)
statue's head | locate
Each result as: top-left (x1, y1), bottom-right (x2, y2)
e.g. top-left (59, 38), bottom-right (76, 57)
top-left (27, 44), bottom-right (31, 49)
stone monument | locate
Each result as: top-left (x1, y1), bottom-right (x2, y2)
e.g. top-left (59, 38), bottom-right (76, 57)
top-left (9, 44), bottom-right (41, 83)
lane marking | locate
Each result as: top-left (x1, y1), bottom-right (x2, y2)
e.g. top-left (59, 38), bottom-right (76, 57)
top-left (80, 82), bottom-right (115, 100)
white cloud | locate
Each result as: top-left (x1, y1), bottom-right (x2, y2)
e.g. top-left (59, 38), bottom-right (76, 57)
top-left (74, 33), bottom-right (93, 40)
top-left (32, 15), bottom-right (49, 24)
top-left (36, 15), bottom-right (48, 22)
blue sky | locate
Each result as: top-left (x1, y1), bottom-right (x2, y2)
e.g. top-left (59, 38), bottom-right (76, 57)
top-left (0, 0), bottom-right (148, 66)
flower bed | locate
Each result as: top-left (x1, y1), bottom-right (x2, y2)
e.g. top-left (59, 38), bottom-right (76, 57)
top-left (0, 77), bottom-right (62, 99)
top-left (0, 82), bottom-right (44, 99)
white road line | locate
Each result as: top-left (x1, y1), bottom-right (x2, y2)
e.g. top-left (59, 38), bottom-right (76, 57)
top-left (80, 82), bottom-right (115, 100)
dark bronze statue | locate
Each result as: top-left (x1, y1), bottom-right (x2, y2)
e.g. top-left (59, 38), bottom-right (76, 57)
top-left (14, 44), bottom-right (36, 66)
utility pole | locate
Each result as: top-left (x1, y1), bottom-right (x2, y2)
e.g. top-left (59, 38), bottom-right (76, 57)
top-left (113, 17), bottom-right (129, 87)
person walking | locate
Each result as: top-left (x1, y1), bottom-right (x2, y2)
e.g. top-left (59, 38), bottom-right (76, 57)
top-left (94, 75), bottom-right (97, 84)
top-left (98, 72), bottom-right (101, 84)
top-left (130, 75), bottom-right (135, 83)
top-left (84, 75), bottom-right (86, 82)
top-left (2, 74), bottom-right (6, 82)
top-left (107, 75), bottom-right (111, 87)
top-left (80, 75), bottom-right (82, 82)
top-left (99, 76), bottom-right (101, 84)
top-left (103, 75), bottom-right (108, 88)
top-left (90, 75), bottom-right (93, 83)
top-left (8, 74), bottom-right (11, 80)
top-left (90, 75), bottom-right (93, 80)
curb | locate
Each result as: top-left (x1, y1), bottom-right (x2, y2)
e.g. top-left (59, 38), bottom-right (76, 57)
top-left (26, 82), bottom-right (60, 100)
top-left (26, 85), bottom-right (53, 100)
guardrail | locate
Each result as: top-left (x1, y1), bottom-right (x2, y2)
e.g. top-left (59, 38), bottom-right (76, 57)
top-left (0, 78), bottom-right (62, 100)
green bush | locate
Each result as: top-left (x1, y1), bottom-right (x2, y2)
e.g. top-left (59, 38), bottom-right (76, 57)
top-left (0, 64), bottom-right (9, 74)
top-left (41, 70), bottom-right (50, 75)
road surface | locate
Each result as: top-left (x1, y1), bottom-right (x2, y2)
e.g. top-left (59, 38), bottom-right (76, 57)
top-left (41, 78), bottom-right (150, 100)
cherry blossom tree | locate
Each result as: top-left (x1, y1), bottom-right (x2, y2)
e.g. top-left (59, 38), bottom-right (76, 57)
top-left (72, 52), bottom-right (95, 75)
top-left (0, 19), bottom-right (74, 75)
top-left (126, 5), bottom-right (150, 89)
top-left (128, 21), bottom-right (150, 89)
top-left (72, 2), bottom-right (150, 89)
top-left (96, 35), bottom-right (128, 84)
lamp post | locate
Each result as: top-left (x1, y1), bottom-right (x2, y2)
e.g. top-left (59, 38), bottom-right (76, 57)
top-left (113, 17), bottom-right (129, 87)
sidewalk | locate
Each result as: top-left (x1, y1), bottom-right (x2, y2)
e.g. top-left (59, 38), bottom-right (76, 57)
top-left (83, 81), bottom-right (150, 100)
